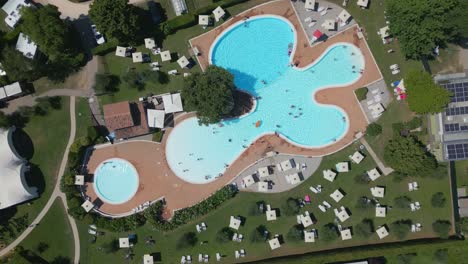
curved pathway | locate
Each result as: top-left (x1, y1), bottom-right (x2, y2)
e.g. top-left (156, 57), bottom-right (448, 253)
top-left (0, 97), bottom-right (80, 264)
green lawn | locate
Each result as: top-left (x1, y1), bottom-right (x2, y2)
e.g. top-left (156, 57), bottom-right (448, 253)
top-left (5, 199), bottom-right (74, 263)
top-left (78, 144), bottom-right (452, 263)
top-left (455, 160), bottom-right (468, 187)
top-left (0, 97), bottom-right (71, 244)
top-left (75, 97), bottom-right (95, 138)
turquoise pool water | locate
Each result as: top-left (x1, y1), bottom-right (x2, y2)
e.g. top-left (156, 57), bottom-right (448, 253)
top-left (166, 16), bottom-right (364, 184)
top-left (93, 158), bottom-right (139, 204)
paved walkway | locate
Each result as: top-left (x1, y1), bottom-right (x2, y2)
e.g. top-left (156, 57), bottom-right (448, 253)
top-left (359, 137), bottom-right (394, 175)
top-left (0, 97), bottom-right (80, 264)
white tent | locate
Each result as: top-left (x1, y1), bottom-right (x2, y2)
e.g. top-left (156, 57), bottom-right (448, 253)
top-left (288, 173), bottom-right (302, 185)
top-left (74, 175), bottom-right (85, 186)
top-left (258, 166), bottom-right (270, 178)
top-left (367, 168), bottom-right (381, 181)
top-left (323, 169), bottom-right (337, 182)
top-left (143, 254), bottom-right (154, 264)
top-left (340, 229), bottom-right (352, 240)
top-left (162, 93), bottom-right (183, 113)
top-left (115, 46), bottom-right (127, 57)
top-left (2, 0), bottom-right (32, 28)
top-left (242, 174), bottom-right (255, 187)
top-left (212, 6), bottom-right (225, 22)
top-left (349, 151), bottom-right (364, 164)
top-left (304, 0), bottom-right (316, 11)
top-left (268, 238), bottom-right (281, 250)
top-left (147, 109), bottom-right (165, 129)
top-left (376, 226), bottom-right (389, 239)
top-left (3, 82), bottom-right (22, 97)
top-left (335, 162), bottom-right (349, 172)
top-left (132, 52), bottom-right (143, 63)
top-left (81, 200), bottom-right (95, 213)
top-left (357, 0), bottom-right (369, 8)
top-left (322, 19), bottom-right (336, 31)
top-left (160, 50), bottom-right (172, 62)
top-left (304, 230), bottom-right (315, 242)
top-left (376, 206), bottom-right (386, 217)
top-left (337, 9), bottom-right (352, 24)
top-left (177, 56), bottom-right (190, 68)
top-left (16, 33), bottom-right (37, 59)
top-left (198, 15), bottom-right (210, 26)
top-left (0, 127), bottom-right (37, 209)
top-left (119, 237), bottom-right (130, 248)
top-left (0, 88), bottom-right (7, 100)
top-left (144, 38), bottom-right (156, 49)
top-left (229, 216), bottom-right (241, 230)
top-left (266, 208), bottom-right (277, 221)
top-left (257, 181), bottom-right (268, 192)
top-left (370, 186), bottom-right (385, 198)
top-left (330, 189), bottom-right (345, 202)
top-left (280, 159), bottom-right (294, 171)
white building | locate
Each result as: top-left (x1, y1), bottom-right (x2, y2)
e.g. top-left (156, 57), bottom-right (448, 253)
top-left (0, 127), bottom-right (38, 210)
top-left (2, 0), bottom-right (32, 28)
top-left (16, 33), bottom-right (37, 59)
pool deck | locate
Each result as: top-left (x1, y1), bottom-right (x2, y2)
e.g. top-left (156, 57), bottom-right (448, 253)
top-left (85, 0), bottom-right (383, 218)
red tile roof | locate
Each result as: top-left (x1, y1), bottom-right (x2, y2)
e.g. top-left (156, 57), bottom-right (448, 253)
top-left (103, 101), bottom-right (134, 131)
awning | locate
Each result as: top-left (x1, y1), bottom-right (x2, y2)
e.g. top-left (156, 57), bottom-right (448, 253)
top-left (160, 50), bottom-right (171, 62)
top-left (199, 15), bottom-right (209, 26)
top-left (177, 56), bottom-right (190, 68)
top-left (144, 38), bottom-right (156, 49)
top-left (132, 52), bottom-right (143, 63)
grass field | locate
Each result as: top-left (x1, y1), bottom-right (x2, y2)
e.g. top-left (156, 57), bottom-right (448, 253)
top-left (78, 143), bottom-right (452, 263)
top-left (455, 160), bottom-right (468, 187)
top-left (5, 199), bottom-right (74, 263)
top-left (75, 97), bottom-right (95, 138)
top-left (0, 97), bottom-right (71, 244)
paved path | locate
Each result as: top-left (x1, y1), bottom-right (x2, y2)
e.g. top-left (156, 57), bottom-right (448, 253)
top-left (359, 137), bottom-right (394, 175)
top-left (0, 97), bottom-right (80, 264)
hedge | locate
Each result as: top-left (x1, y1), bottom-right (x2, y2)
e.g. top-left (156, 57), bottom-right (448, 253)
top-left (91, 39), bottom-right (119, 56)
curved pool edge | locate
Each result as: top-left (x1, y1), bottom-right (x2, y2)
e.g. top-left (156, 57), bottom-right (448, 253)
top-left (92, 157), bottom-right (140, 205)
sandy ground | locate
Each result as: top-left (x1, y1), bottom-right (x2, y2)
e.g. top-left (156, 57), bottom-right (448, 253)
top-left (85, 0), bottom-right (383, 218)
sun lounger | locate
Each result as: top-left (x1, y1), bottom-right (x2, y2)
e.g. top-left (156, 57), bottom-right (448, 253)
top-left (187, 255), bottom-right (192, 263)
top-left (305, 210), bottom-right (310, 216)
top-left (308, 22), bottom-right (316, 28)
top-left (181, 256), bottom-right (186, 264)
top-left (88, 229), bottom-right (97, 235)
top-left (297, 215), bottom-right (302, 224)
top-left (392, 69), bottom-right (400, 75)
top-left (415, 201), bottom-right (421, 209)
top-left (216, 253), bottom-right (221, 261)
top-left (168, 69), bottom-right (178, 75)
top-left (232, 233), bottom-right (238, 241)
top-left (310, 186), bottom-right (318, 193)
top-left (413, 182), bottom-right (419, 190)
top-left (411, 224), bottom-right (416, 232)
top-left (240, 249), bottom-right (246, 257)
top-left (238, 234), bottom-right (244, 242)
top-left (318, 204), bottom-right (326, 212)
top-left (235, 251), bottom-right (240, 259)
top-left (317, 6), bottom-right (325, 12)
top-left (323, 201), bottom-right (332, 209)
top-left (196, 224), bottom-right (202, 233)
top-left (320, 10), bottom-right (328, 16)
top-left (201, 222), bottom-right (207, 230)
top-left (89, 224), bottom-right (97, 230)
top-left (199, 254), bottom-right (203, 263)
top-left (390, 64), bottom-right (399, 70)
top-left (305, 17), bottom-right (312, 23)
top-left (204, 254), bottom-right (209, 263)
top-left (408, 182), bottom-right (414, 191)
top-left (410, 203), bottom-right (416, 211)
top-left (371, 89), bottom-right (379, 95)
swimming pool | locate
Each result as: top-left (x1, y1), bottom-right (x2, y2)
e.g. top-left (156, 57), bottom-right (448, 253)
top-left (166, 16), bottom-right (364, 184)
top-left (93, 158), bottom-right (139, 204)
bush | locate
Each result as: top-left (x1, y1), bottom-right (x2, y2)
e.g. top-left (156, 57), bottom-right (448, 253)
top-left (431, 192), bottom-right (446, 208)
top-left (394, 196), bottom-right (411, 209)
top-left (458, 217), bottom-right (468, 233)
top-left (282, 198), bottom-right (300, 216)
top-left (287, 225), bottom-right (303, 241)
top-left (250, 225), bottom-right (268, 243)
top-left (354, 219), bottom-right (374, 238)
top-left (355, 197), bottom-right (373, 211)
top-left (164, 14), bottom-right (196, 33)
top-left (367, 123), bottom-right (382, 136)
top-left (391, 220), bottom-right (411, 239)
top-left (432, 220), bottom-right (451, 239)
top-left (392, 171), bottom-right (408, 182)
top-left (92, 39), bottom-right (119, 56)
top-left (176, 232), bottom-right (198, 249)
top-left (354, 87), bottom-right (368, 101)
top-left (215, 227), bottom-right (233, 243)
top-left (321, 223), bottom-right (338, 242)
top-left (407, 117), bottom-right (423, 130)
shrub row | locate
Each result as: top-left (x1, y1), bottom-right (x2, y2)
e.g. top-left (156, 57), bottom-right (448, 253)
top-left (91, 38), bottom-right (119, 56)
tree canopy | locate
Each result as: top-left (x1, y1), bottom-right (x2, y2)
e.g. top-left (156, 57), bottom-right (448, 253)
top-left (89, 0), bottom-right (142, 44)
top-left (405, 70), bottom-right (451, 114)
top-left (0, 46), bottom-right (40, 82)
top-left (182, 65), bottom-right (235, 125)
top-left (384, 136), bottom-right (437, 176)
top-left (386, 0), bottom-right (459, 59)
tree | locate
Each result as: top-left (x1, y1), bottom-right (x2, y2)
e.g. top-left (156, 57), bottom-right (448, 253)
top-left (394, 196), bottom-right (411, 209)
top-left (286, 225), bottom-right (303, 241)
top-left (36, 242), bottom-right (49, 253)
top-left (386, 0), bottom-right (459, 60)
top-left (0, 46), bottom-right (41, 82)
top-left (431, 192), bottom-right (447, 208)
top-left (458, 217), bottom-right (468, 234)
top-left (355, 197), bottom-right (373, 211)
top-left (250, 225), bottom-right (268, 243)
top-left (94, 74), bottom-right (118, 94)
top-left (0, 112), bottom-right (9, 128)
top-left (176, 232), bottom-right (198, 249)
top-left (384, 136), bottom-right (437, 176)
top-left (101, 239), bottom-right (119, 254)
top-left (432, 220), bottom-right (451, 239)
top-left (321, 223), bottom-right (338, 242)
top-left (405, 70), bottom-right (451, 114)
top-left (354, 173), bottom-right (369, 185)
top-left (391, 220), bottom-right (411, 239)
top-left (366, 123), bottom-right (382, 136)
top-left (89, 0), bottom-right (142, 44)
top-left (354, 219), bottom-right (374, 238)
top-left (281, 198), bottom-right (300, 216)
top-left (354, 87), bottom-right (368, 101)
top-left (182, 65), bottom-right (235, 125)
top-left (215, 227), bottom-right (233, 243)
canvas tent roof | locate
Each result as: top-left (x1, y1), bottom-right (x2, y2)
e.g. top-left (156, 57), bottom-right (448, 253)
top-left (81, 200), bottom-right (94, 213)
top-left (338, 9), bottom-right (351, 23)
top-left (147, 109), bottom-right (165, 128)
top-left (304, 0), bottom-right (316, 10)
top-left (376, 226), bottom-right (389, 239)
top-left (16, 33), bottom-right (37, 59)
top-left (177, 56), bottom-right (190, 68)
top-left (162, 93), bottom-right (183, 113)
top-left (199, 15), bottom-right (209, 26)
top-left (304, 230), bottom-right (315, 242)
top-left (370, 186), bottom-right (385, 198)
top-left (322, 19), bottom-right (336, 30)
top-left (132, 52), bottom-right (143, 63)
top-left (143, 254), bottom-right (154, 264)
top-left (119, 237), bottom-right (130, 248)
top-left (144, 38), bottom-right (156, 49)
top-left (350, 151), bottom-right (364, 164)
top-left (258, 181), bottom-right (268, 192)
top-left (330, 189), bottom-right (345, 202)
top-left (340, 229), bottom-right (352, 240)
top-left (212, 6), bottom-right (225, 22)
top-left (229, 216), bottom-right (241, 230)
top-left (115, 46), bottom-right (127, 57)
top-left (376, 206), bottom-right (386, 217)
top-left (268, 238), bottom-right (281, 250)
top-left (0, 127), bottom-right (37, 209)
top-left (160, 50), bottom-right (171, 62)
top-left (367, 168), bottom-right (381, 181)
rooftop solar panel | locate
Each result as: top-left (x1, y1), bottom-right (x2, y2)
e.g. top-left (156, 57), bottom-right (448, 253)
top-left (445, 143), bottom-right (468, 160)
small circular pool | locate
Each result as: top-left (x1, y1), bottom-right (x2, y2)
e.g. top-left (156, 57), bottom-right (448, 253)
top-left (93, 158), bottom-right (139, 204)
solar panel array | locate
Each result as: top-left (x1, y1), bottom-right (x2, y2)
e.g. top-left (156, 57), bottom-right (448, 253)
top-left (441, 81), bottom-right (468, 103)
top-left (444, 123), bottom-right (468, 132)
top-left (446, 143), bottom-right (468, 160)
top-left (446, 106), bottom-right (468, 116)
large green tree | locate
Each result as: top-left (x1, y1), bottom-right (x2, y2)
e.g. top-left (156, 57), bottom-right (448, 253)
top-left (1, 46), bottom-right (41, 82)
top-left (384, 136), bottom-right (437, 176)
top-left (182, 65), bottom-right (235, 125)
top-left (89, 0), bottom-right (141, 44)
top-left (387, 0), bottom-right (459, 59)
top-left (405, 70), bottom-right (451, 114)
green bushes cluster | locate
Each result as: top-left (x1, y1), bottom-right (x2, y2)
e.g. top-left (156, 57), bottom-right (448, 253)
top-left (354, 87), bottom-right (368, 101)
top-left (144, 185), bottom-right (237, 231)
